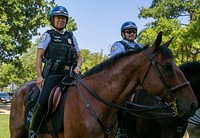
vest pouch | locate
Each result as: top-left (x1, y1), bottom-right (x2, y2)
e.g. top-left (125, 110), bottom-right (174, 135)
top-left (66, 46), bottom-right (76, 65)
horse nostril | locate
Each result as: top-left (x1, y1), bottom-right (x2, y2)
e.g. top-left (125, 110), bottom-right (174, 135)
top-left (190, 103), bottom-right (198, 116)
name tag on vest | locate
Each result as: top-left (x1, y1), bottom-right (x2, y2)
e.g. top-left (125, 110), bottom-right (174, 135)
top-left (53, 36), bottom-right (62, 42)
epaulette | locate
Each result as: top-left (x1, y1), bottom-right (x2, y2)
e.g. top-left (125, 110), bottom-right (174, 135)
top-left (46, 29), bottom-right (54, 34)
top-left (66, 31), bottom-right (73, 37)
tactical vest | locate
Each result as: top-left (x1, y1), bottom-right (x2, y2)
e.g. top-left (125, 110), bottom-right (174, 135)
top-left (119, 41), bottom-right (141, 51)
top-left (45, 30), bottom-right (76, 65)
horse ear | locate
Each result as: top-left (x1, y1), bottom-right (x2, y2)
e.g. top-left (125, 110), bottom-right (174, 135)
top-left (162, 37), bottom-right (174, 47)
top-left (152, 31), bottom-right (163, 52)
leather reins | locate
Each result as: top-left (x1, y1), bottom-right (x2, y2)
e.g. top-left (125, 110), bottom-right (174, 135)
top-left (72, 77), bottom-right (175, 138)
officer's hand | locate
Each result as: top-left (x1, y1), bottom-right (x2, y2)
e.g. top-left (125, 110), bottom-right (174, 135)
top-left (36, 76), bottom-right (44, 91)
top-left (74, 65), bottom-right (81, 74)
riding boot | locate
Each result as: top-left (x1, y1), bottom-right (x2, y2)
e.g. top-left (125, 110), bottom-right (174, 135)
top-left (29, 103), bottom-right (46, 138)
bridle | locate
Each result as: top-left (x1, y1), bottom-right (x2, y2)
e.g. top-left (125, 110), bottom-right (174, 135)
top-left (140, 47), bottom-right (190, 116)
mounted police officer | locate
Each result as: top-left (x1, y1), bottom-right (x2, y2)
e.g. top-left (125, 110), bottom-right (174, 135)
top-left (110, 21), bottom-right (143, 138)
top-left (110, 21), bottom-right (143, 57)
top-left (29, 6), bottom-right (82, 138)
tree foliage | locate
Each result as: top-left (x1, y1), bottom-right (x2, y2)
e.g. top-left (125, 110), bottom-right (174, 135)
top-left (0, 0), bottom-right (53, 63)
top-left (81, 49), bottom-right (109, 73)
top-left (67, 17), bottom-right (78, 31)
top-left (0, 42), bottom-right (37, 88)
top-left (137, 0), bottom-right (200, 63)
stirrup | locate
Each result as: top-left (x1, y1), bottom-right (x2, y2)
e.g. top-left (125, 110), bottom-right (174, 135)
top-left (116, 128), bottom-right (128, 138)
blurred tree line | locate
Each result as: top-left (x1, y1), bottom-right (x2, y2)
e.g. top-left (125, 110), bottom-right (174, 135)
top-left (0, 0), bottom-right (200, 89)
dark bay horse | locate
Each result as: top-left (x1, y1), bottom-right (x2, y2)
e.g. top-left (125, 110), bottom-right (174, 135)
top-left (10, 32), bottom-right (197, 138)
top-left (180, 61), bottom-right (200, 108)
top-left (120, 61), bottom-right (200, 138)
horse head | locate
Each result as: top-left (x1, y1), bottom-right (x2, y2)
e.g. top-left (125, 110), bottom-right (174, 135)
top-left (137, 31), bottom-right (197, 119)
top-left (120, 61), bottom-right (200, 138)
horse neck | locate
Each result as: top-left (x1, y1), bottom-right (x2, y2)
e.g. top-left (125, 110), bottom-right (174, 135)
top-left (85, 51), bottom-right (147, 106)
top-left (187, 73), bottom-right (200, 107)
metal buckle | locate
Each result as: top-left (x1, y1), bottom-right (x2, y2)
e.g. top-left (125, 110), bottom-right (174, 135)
top-left (64, 65), bottom-right (70, 71)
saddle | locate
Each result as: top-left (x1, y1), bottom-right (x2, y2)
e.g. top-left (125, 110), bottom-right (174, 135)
top-left (24, 81), bottom-right (71, 134)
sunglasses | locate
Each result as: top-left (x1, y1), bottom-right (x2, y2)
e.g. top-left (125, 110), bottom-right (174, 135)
top-left (124, 30), bottom-right (137, 34)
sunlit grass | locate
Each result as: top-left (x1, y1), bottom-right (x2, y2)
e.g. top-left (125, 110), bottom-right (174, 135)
top-left (0, 114), bottom-right (10, 138)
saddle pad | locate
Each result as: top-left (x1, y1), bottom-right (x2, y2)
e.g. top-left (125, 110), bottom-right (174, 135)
top-left (24, 83), bottom-right (40, 129)
top-left (40, 92), bottom-right (67, 133)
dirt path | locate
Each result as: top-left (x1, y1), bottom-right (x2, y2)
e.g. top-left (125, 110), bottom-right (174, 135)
top-left (0, 104), bottom-right (11, 114)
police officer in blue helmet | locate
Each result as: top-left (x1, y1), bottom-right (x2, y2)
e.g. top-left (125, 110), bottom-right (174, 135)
top-left (110, 21), bottom-right (143, 56)
top-left (111, 22), bottom-right (143, 137)
top-left (29, 6), bottom-right (82, 137)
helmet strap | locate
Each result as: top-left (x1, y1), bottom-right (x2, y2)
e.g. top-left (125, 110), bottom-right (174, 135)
top-left (121, 32), bottom-right (125, 39)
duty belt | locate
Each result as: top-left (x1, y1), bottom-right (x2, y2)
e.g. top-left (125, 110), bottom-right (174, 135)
top-left (52, 64), bottom-right (71, 72)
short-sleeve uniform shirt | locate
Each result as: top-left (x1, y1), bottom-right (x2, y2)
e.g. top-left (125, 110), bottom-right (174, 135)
top-left (110, 39), bottom-right (143, 57)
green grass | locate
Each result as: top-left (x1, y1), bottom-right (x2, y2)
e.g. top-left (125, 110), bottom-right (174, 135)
top-left (0, 114), bottom-right (10, 138)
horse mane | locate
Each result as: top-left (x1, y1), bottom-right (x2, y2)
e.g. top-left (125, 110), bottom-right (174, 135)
top-left (84, 46), bottom-right (148, 77)
top-left (84, 44), bottom-right (174, 77)
top-left (179, 61), bottom-right (200, 77)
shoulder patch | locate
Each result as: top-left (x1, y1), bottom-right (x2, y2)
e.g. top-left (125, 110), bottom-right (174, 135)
top-left (111, 45), bottom-right (118, 53)
top-left (39, 33), bottom-right (47, 42)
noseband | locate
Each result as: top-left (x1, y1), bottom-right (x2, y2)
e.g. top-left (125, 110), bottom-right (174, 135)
top-left (140, 47), bottom-right (190, 116)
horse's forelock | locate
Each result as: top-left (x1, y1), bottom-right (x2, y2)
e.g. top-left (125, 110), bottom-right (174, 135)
top-left (159, 45), bottom-right (174, 59)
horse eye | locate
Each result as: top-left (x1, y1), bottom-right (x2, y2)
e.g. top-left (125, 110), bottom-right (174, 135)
top-left (162, 64), bottom-right (172, 71)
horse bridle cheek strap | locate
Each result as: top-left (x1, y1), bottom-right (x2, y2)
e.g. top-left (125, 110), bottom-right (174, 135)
top-left (141, 48), bottom-right (171, 94)
top-left (141, 47), bottom-right (190, 116)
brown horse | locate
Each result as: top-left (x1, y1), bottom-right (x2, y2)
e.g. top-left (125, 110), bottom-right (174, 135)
top-left (10, 80), bottom-right (36, 138)
top-left (10, 32), bottom-right (197, 138)
top-left (119, 61), bottom-right (200, 138)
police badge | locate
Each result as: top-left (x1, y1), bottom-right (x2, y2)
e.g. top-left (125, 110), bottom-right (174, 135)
top-left (67, 38), bottom-right (72, 44)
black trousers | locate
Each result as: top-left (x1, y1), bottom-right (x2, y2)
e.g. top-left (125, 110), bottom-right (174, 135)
top-left (37, 70), bottom-right (71, 108)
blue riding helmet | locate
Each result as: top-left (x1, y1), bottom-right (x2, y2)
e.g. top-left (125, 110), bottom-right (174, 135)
top-left (49, 6), bottom-right (69, 21)
top-left (121, 21), bottom-right (138, 32)
top-left (49, 6), bottom-right (69, 27)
